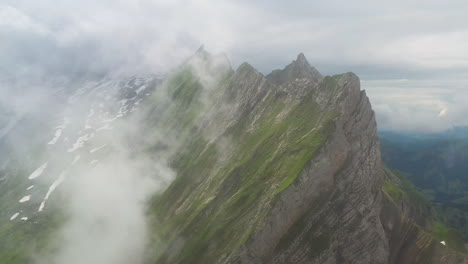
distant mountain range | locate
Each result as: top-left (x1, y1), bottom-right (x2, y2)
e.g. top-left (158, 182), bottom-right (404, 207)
top-left (380, 130), bottom-right (468, 242)
top-left (380, 126), bottom-right (468, 141)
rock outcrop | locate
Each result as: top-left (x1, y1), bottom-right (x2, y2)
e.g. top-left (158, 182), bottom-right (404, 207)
top-left (266, 53), bottom-right (322, 86)
top-left (236, 72), bottom-right (388, 263)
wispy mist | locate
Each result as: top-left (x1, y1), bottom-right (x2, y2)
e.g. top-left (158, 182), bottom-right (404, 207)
top-left (50, 117), bottom-right (173, 264)
top-left (13, 77), bottom-right (177, 264)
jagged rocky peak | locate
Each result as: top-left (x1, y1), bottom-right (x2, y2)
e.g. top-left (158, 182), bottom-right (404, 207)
top-left (223, 62), bottom-right (264, 102)
top-left (147, 48), bottom-right (468, 263)
top-left (193, 45), bottom-right (214, 62)
top-left (196, 44), bottom-right (206, 54)
top-left (223, 61), bottom-right (268, 114)
top-left (266, 52), bottom-right (322, 86)
top-left (235, 62), bottom-right (262, 78)
top-left (187, 45), bottom-right (234, 79)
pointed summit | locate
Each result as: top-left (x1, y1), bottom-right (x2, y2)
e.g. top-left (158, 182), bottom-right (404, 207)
top-left (266, 53), bottom-right (322, 86)
top-left (236, 62), bottom-right (258, 75)
top-left (184, 45), bottom-right (233, 81)
top-left (192, 44), bottom-right (210, 61)
top-left (296, 52), bottom-right (307, 64)
top-left (196, 44), bottom-right (205, 53)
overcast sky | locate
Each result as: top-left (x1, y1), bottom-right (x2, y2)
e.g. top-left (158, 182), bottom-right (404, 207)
top-left (1, 0), bottom-right (468, 132)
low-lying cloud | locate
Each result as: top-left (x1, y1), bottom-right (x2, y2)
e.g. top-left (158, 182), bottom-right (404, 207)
top-left (364, 79), bottom-right (468, 132)
top-left (22, 77), bottom-right (177, 264)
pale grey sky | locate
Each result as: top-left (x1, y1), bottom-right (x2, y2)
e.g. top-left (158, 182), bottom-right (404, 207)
top-left (1, 0), bottom-right (468, 132)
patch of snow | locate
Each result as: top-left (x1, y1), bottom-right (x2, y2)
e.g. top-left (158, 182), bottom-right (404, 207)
top-left (119, 99), bottom-right (128, 106)
top-left (90, 144), bottom-right (106, 153)
top-left (134, 78), bottom-right (142, 86)
top-left (96, 124), bottom-right (113, 131)
top-left (54, 117), bottom-right (70, 129)
top-left (67, 134), bottom-right (93, 152)
top-left (440, 241), bottom-right (446, 246)
top-left (19, 195), bottom-right (31, 203)
top-left (27, 185), bottom-right (34, 190)
top-left (135, 85), bottom-right (147, 94)
top-left (10, 213), bottom-right (19, 220)
top-left (438, 108), bottom-right (447, 117)
top-left (28, 162), bottom-right (48, 179)
top-left (39, 173), bottom-right (65, 212)
top-left (21, 217), bottom-right (28, 221)
top-left (47, 128), bottom-right (63, 145)
top-left (84, 119), bottom-right (93, 129)
top-left (102, 117), bottom-right (117, 123)
top-left (45, 173), bottom-right (65, 200)
top-left (72, 155), bottom-right (81, 165)
top-left (38, 202), bottom-right (45, 212)
top-left (87, 108), bottom-right (95, 118)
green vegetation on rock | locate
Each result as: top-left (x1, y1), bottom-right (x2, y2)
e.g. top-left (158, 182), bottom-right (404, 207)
top-left (381, 133), bottom-right (468, 242)
top-left (432, 221), bottom-right (466, 253)
top-left (147, 65), bottom-right (343, 263)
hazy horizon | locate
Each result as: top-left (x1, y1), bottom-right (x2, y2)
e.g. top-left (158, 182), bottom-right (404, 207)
top-left (2, 0), bottom-right (468, 132)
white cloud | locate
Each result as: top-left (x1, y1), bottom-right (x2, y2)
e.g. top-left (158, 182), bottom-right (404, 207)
top-left (2, 0), bottom-right (468, 132)
top-left (375, 32), bottom-right (468, 69)
top-left (363, 79), bottom-right (468, 132)
top-left (3, 0), bottom-right (468, 76)
top-left (0, 5), bottom-right (49, 34)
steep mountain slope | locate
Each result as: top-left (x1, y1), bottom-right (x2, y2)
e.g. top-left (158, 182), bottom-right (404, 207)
top-left (0, 75), bottom-right (161, 263)
top-left (1, 48), bottom-right (467, 264)
top-left (381, 167), bottom-right (467, 263)
top-left (146, 50), bottom-right (468, 263)
top-left (150, 54), bottom-right (382, 263)
top-left (380, 132), bottom-right (468, 242)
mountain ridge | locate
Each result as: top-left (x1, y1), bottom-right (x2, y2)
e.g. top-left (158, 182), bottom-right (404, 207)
top-left (0, 49), bottom-right (466, 264)
top-left (147, 50), bottom-right (468, 263)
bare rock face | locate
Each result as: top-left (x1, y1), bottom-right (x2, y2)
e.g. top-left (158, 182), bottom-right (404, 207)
top-left (380, 171), bottom-right (468, 264)
top-left (236, 72), bottom-right (388, 264)
top-left (266, 54), bottom-right (322, 100)
top-left (266, 53), bottom-right (322, 86)
top-left (150, 51), bottom-right (468, 264)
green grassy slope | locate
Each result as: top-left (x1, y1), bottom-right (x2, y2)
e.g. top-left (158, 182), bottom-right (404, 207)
top-left (380, 133), bottom-right (468, 241)
top-left (382, 167), bottom-right (467, 257)
top-left (146, 70), bottom-right (344, 263)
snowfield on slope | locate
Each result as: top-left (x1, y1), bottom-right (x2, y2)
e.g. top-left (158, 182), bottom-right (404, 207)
top-left (28, 162), bottom-right (48, 180)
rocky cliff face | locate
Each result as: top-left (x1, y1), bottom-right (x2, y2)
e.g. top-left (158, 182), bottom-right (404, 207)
top-left (237, 72), bottom-right (388, 264)
top-left (380, 168), bottom-right (468, 264)
top-left (147, 50), bottom-right (468, 264)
